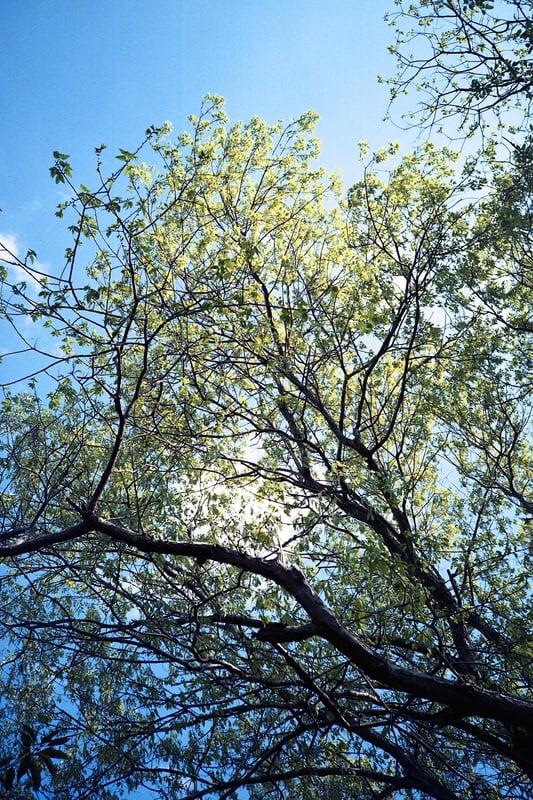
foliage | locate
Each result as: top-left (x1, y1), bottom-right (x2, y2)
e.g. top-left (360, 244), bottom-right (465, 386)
top-left (0, 91), bottom-right (532, 800)
top-left (386, 0), bottom-right (533, 135)
top-left (0, 724), bottom-right (69, 797)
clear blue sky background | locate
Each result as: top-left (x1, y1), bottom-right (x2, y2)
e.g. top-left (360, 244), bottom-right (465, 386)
top-left (1, 0), bottom-right (413, 266)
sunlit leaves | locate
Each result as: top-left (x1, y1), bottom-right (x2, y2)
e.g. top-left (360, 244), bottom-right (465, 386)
top-left (49, 151), bottom-right (72, 184)
top-left (0, 94), bottom-right (532, 798)
top-left (388, 0), bottom-right (533, 134)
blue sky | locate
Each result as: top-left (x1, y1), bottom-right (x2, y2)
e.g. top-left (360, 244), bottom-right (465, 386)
top-left (1, 0), bottom-right (411, 266)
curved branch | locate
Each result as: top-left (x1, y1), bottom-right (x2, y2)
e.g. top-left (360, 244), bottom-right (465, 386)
top-left (5, 510), bottom-right (530, 734)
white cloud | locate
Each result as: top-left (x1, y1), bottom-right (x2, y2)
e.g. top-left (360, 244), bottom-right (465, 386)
top-left (0, 232), bottom-right (21, 264)
top-left (0, 231), bottom-right (48, 291)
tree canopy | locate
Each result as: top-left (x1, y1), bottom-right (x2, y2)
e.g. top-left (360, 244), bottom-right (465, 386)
top-left (0, 7), bottom-right (532, 800)
top-left (387, 0), bottom-right (533, 135)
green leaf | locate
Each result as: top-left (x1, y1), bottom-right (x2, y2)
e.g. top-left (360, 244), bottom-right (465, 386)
top-left (38, 747), bottom-right (68, 760)
top-left (41, 732), bottom-right (70, 747)
top-left (29, 757), bottom-right (41, 790)
top-left (116, 148), bottom-right (136, 162)
top-left (40, 755), bottom-right (58, 777)
top-left (20, 723), bottom-right (36, 749)
top-left (17, 754), bottom-right (31, 780)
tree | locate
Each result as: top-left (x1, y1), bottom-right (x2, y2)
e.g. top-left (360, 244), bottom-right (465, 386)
top-left (0, 94), bottom-right (532, 799)
top-left (387, 0), bottom-right (533, 135)
top-left (387, 0), bottom-right (533, 343)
